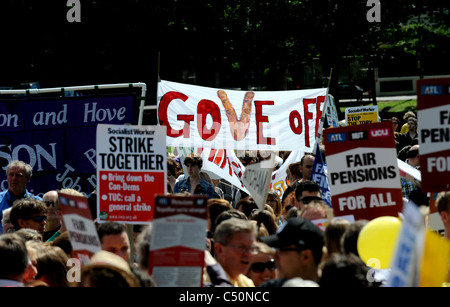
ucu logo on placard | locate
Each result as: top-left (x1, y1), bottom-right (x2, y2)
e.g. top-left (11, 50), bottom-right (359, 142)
top-left (370, 128), bottom-right (389, 138)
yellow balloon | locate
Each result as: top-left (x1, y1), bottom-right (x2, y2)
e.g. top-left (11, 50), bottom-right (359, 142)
top-left (357, 216), bottom-right (402, 269)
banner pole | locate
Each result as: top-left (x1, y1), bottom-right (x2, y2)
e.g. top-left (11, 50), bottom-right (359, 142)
top-left (313, 68), bottom-right (333, 154)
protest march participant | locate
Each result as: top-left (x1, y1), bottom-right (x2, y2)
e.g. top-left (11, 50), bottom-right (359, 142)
top-left (1, 208), bottom-right (14, 233)
top-left (295, 180), bottom-right (323, 210)
top-left (246, 241), bottom-right (277, 286)
top-left (397, 116), bottom-right (418, 152)
top-left (42, 190), bottom-right (62, 241)
top-left (319, 253), bottom-right (378, 288)
top-left (9, 198), bottom-right (48, 236)
top-left (437, 191), bottom-right (450, 242)
top-left (173, 153), bottom-right (220, 199)
top-left (0, 233), bottom-right (29, 287)
top-left (205, 217), bottom-right (257, 287)
top-left (259, 217), bottom-right (324, 287)
top-left (0, 160), bottom-right (42, 232)
top-left (45, 188), bottom-right (83, 242)
top-left (97, 221), bottom-right (131, 263)
top-left (266, 190), bottom-right (282, 224)
top-left (297, 153), bottom-right (315, 184)
top-left (80, 250), bottom-right (140, 287)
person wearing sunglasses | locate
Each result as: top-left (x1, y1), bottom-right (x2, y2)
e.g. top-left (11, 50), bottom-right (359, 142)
top-left (295, 180), bottom-right (322, 210)
top-left (246, 241), bottom-right (277, 286)
top-left (9, 198), bottom-right (48, 236)
top-left (42, 190), bottom-right (62, 241)
top-left (259, 217), bottom-right (324, 287)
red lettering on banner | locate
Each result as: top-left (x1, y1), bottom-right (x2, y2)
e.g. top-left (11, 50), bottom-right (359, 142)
top-left (197, 99), bottom-right (221, 141)
top-left (158, 91), bottom-right (194, 138)
top-left (255, 100), bottom-right (276, 145)
top-left (303, 98), bottom-right (315, 147)
top-left (289, 110), bottom-right (303, 134)
top-left (316, 96), bottom-right (325, 137)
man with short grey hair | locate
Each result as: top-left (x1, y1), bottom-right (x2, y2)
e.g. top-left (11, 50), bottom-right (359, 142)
top-left (0, 160), bottom-right (42, 233)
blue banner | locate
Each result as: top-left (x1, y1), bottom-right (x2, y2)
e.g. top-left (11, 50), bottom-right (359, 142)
top-left (0, 95), bottom-right (137, 197)
top-left (311, 142), bottom-right (332, 207)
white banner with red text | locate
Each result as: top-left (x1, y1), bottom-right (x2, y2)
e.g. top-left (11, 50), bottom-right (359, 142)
top-left (157, 80), bottom-right (327, 151)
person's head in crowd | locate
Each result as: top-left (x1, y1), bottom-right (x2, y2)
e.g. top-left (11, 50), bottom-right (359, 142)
top-left (249, 208), bottom-right (278, 236)
top-left (134, 224), bottom-right (153, 271)
top-left (42, 190), bottom-right (61, 235)
top-left (295, 180), bottom-right (322, 210)
top-left (287, 162), bottom-right (302, 184)
top-left (391, 117), bottom-right (401, 132)
top-left (286, 206), bottom-right (299, 219)
top-left (24, 240), bottom-right (42, 285)
top-left (281, 190), bottom-right (298, 222)
top-left (406, 145), bottom-right (420, 167)
top-left (0, 233), bottom-right (29, 286)
top-left (2, 207), bottom-right (14, 233)
top-left (10, 198), bottom-right (48, 235)
top-left (207, 198), bottom-right (232, 234)
top-left (97, 222), bottom-right (131, 262)
top-left (299, 153), bottom-right (315, 181)
top-left (215, 209), bottom-right (247, 229)
top-left (397, 144), bottom-right (411, 162)
top-left (266, 190), bottom-right (282, 221)
top-left (406, 116), bottom-right (418, 133)
top-left (260, 217), bottom-right (324, 282)
top-left (341, 219), bottom-right (369, 257)
top-left (246, 241), bottom-right (277, 286)
top-left (183, 152), bottom-right (203, 174)
top-left (49, 231), bottom-right (73, 258)
top-left (213, 218), bottom-right (257, 285)
top-left (403, 111), bottom-right (416, 122)
top-left (437, 191), bottom-right (450, 241)
top-left (236, 196), bottom-right (258, 218)
top-left (5, 160), bottom-right (34, 199)
top-left (34, 245), bottom-right (72, 287)
top-left (298, 200), bottom-right (328, 221)
top-left (80, 250), bottom-right (140, 287)
top-left (322, 219), bottom-right (350, 261)
top-left (14, 228), bottom-right (43, 242)
top-left (319, 253), bottom-right (379, 288)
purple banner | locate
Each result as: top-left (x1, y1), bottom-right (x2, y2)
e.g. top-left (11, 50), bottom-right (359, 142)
top-left (0, 96), bottom-right (137, 197)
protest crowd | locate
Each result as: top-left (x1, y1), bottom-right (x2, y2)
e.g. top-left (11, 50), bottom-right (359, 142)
top-left (0, 107), bottom-right (449, 289)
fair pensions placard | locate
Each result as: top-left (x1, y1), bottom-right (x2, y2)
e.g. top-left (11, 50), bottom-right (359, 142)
top-left (323, 121), bottom-right (403, 220)
top-left (417, 78), bottom-right (450, 192)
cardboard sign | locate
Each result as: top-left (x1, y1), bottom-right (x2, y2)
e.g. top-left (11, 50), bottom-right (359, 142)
top-left (58, 191), bottom-right (101, 264)
top-left (242, 155), bottom-right (275, 210)
top-left (345, 106), bottom-right (379, 126)
top-left (149, 195), bottom-right (207, 287)
top-left (96, 124), bottom-right (167, 223)
top-left (417, 78), bottom-right (450, 192)
top-left (323, 121), bottom-right (403, 220)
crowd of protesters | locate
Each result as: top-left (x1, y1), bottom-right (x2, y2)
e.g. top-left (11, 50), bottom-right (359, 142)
top-left (0, 111), bottom-right (449, 287)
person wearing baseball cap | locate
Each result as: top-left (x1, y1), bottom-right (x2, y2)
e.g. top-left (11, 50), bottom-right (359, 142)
top-left (259, 217), bottom-right (324, 287)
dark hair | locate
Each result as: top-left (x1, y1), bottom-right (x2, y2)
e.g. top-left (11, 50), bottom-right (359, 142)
top-left (437, 191), bottom-right (450, 214)
top-left (341, 220), bottom-right (369, 256)
top-left (183, 153), bottom-right (203, 168)
top-left (167, 158), bottom-right (178, 177)
top-left (295, 180), bottom-right (321, 201)
top-left (215, 210), bottom-right (247, 230)
top-left (10, 198), bottom-right (48, 230)
top-left (208, 198), bottom-right (232, 233)
top-left (236, 196), bottom-right (258, 218)
top-left (0, 233), bottom-right (28, 279)
top-left (97, 222), bottom-right (126, 242)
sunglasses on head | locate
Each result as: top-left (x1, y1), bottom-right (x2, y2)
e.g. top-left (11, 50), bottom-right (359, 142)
top-left (250, 259), bottom-right (276, 273)
top-left (298, 196), bottom-right (323, 205)
top-left (28, 215), bottom-right (47, 223)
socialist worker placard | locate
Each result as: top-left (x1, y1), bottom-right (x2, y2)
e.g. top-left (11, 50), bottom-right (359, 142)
top-left (96, 124), bottom-right (167, 223)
